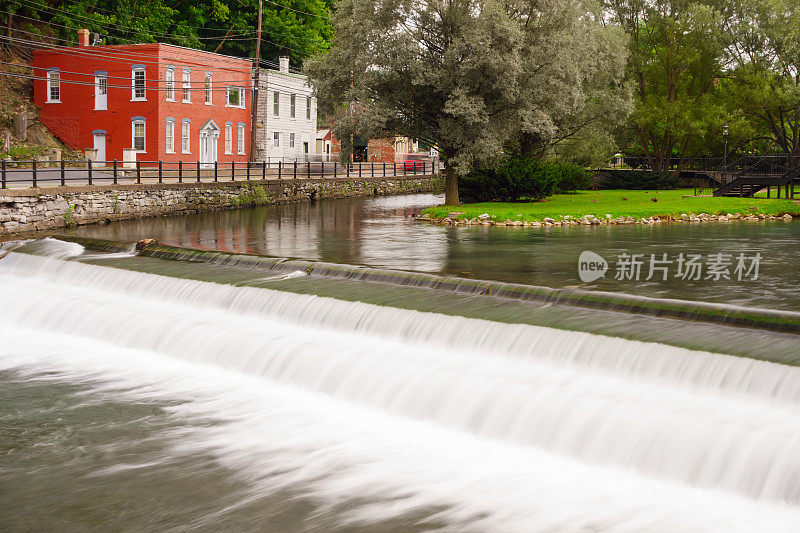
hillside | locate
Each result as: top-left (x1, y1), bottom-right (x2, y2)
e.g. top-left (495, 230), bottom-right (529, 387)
top-left (0, 40), bottom-right (79, 161)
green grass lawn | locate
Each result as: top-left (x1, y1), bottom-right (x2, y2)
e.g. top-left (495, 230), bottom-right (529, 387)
top-left (423, 189), bottom-right (800, 222)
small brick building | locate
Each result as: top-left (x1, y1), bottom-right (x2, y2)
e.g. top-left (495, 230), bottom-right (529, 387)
top-left (317, 131), bottom-right (417, 163)
top-left (33, 30), bottom-right (252, 166)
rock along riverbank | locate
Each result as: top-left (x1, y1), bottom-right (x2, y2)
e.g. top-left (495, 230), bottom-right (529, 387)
top-left (417, 211), bottom-right (797, 227)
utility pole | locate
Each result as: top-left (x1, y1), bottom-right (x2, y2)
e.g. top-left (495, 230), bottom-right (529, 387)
top-left (249, 0), bottom-right (263, 162)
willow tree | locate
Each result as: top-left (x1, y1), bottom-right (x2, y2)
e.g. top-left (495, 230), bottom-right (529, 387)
top-left (308, 0), bottom-right (526, 204)
top-left (507, 0), bottom-right (630, 164)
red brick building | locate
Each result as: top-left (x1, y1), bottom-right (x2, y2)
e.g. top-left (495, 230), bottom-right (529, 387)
top-left (317, 130), bottom-right (417, 163)
top-left (33, 30), bottom-right (252, 166)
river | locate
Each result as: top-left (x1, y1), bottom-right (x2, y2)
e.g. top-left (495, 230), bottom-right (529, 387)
top-left (2, 194), bottom-right (800, 532)
top-left (70, 193), bottom-right (800, 311)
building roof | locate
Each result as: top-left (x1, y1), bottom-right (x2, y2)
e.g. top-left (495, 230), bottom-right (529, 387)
top-left (34, 41), bottom-right (252, 65)
top-left (261, 68), bottom-right (308, 80)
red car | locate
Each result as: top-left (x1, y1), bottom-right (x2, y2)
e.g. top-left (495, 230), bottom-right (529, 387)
top-left (402, 160), bottom-right (427, 172)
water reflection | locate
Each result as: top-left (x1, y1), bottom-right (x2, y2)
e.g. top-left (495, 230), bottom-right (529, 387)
top-left (71, 193), bottom-right (800, 310)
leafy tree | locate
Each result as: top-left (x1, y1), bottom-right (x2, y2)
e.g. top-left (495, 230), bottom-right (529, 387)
top-left (723, 0), bottom-right (800, 157)
top-left (507, 0), bottom-right (630, 165)
top-left (309, 0), bottom-right (627, 204)
top-left (308, 0), bottom-right (525, 204)
top-left (605, 0), bottom-right (729, 171)
top-left (5, 0), bottom-right (330, 65)
top-left (199, 0), bottom-right (331, 64)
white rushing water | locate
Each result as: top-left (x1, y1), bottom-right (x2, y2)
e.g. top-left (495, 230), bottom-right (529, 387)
top-left (2, 240), bottom-right (800, 531)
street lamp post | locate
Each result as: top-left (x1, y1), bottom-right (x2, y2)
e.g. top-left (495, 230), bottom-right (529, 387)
top-left (723, 122), bottom-right (729, 182)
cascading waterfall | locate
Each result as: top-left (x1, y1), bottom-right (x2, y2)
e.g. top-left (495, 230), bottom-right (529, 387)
top-left (3, 239), bottom-right (800, 531)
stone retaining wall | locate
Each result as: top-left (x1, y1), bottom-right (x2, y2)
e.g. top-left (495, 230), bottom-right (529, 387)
top-left (0, 175), bottom-right (443, 236)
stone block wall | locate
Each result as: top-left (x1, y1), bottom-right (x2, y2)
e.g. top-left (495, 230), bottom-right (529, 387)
top-left (0, 175), bottom-right (443, 237)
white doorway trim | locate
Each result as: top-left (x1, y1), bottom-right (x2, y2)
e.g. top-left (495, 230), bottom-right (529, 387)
top-left (199, 119), bottom-right (220, 169)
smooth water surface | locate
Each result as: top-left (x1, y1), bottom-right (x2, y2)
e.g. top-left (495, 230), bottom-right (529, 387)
top-left (71, 194), bottom-right (800, 310)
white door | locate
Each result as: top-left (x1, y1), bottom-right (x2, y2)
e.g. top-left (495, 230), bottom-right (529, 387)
top-left (198, 120), bottom-right (220, 169)
top-left (94, 76), bottom-right (107, 110)
top-left (93, 133), bottom-right (106, 163)
top-left (199, 132), bottom-right (207, 165)
top-left (199, 131), bottom-right (218, 169)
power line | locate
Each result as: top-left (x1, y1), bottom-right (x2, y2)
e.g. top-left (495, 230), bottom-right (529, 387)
top-left (1, 33), bottom-right (252, 74)
top-left (9, 7), bottom-right (319, 60)
top-left (2, 9), bottom-right (318, 72)
top-left (0, 59), bottom-right (253, 86)
top-left (3, 32), bottom-right (310, 78)
top-left (0, 70), bottom-right (249, 92)
top-left (15, 0), bottom-right (327, 47)
top-left (1, 35), bottom-right (317, 96)
top-left (14, 0), bottom-right (259, 40)
top-left (0, 69), bottom-right (316, 102)
top-left (263, 0), bottom-right (328, 19)
top-left (16, 0), bottom-right (301, 34)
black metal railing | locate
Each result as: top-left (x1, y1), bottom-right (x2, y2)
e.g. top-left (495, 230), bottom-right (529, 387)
top-left (610, 154), bottom-right (798, 175)
top-left (0, 159), bottom-right (437, 189)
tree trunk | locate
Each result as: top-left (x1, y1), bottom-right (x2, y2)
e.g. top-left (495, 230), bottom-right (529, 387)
top-left (444, 162), bottom-right (459, 205)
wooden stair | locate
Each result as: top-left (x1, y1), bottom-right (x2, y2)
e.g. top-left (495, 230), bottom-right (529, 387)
top-left (713, 163), bottom-right (799, 199)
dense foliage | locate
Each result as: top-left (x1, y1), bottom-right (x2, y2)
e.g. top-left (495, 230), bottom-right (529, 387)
top-left (595, 170), bottom-right (681, 190)
top-left (307, 0), bottom-right (627, 204)
top-left (0, 0), bottom-right (331, 64)
top-left (605, 0), bottom-right (800, 168)
top-left (458, 159), bottom-right (593, 202)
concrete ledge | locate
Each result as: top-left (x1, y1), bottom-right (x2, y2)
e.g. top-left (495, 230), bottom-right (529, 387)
top-left (59, 235), bottom-right (800, 334)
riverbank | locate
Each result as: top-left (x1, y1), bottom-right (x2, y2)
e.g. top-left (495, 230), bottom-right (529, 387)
top-left (0, 175), bottom-right (443, 237)
top-left (421, 189), bottom-right (800, 226)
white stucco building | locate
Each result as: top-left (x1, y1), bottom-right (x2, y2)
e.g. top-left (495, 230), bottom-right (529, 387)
top-left (253, 57), bottom-right (317, 161)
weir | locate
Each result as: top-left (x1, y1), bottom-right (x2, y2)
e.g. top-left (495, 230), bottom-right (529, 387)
top-left (57, 235), bottom-right (800, 333)
top-left (3, 240), bottom-right (800, 532)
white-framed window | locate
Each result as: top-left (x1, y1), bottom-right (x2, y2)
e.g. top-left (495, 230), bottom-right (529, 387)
top-left (306, 97), bottom-right (311, 120)
top-left (273, 132), bottom-right (280, 147)
top-left (238, 123), bottom-right (245, 154)
top-left (224, 123), bottom-right (232, 154)
top-left (94, 72), bottom-right (107, 110)
top-left (182, 69), bottom-right (191, 102)
top-left (181, 119), bottom-right (190, 153)
top-left (131, 118), bottom-right (146, 152)
top-left (273, 91), bottom-right (279, 115)
top-left (303, 141), bottom-right (309, 154)
top-left (165, 118), bottom-right (175, 153)
top-left (289, 132), bottom-right (295, 148)
top-left (132, 66), bottom-right (146, 101)
top-left (290, 94), bottom-right (296, 118)
top-left (46, 69), bottom-right (60, 103)
top-left (205, 72), bottom-right (212, 105)
top-left (226, 86), bottom-right (244, 108)
top-left (165, 67), bottom-right (175, 101)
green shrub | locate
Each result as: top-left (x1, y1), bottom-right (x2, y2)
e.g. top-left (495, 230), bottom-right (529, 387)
top-left (7, 145), bottom-right (45, 160)
top-left (551, 162), bottom-right (593, 193)
top-left (231, 184), bottom-right (268, 207)
top-left (459, 158), bottom-right (592, 202)
top-left (597, 170), bottom-right (680, 190)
